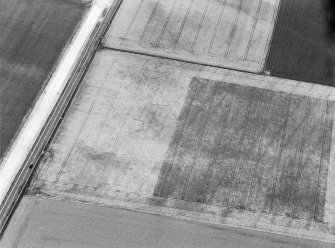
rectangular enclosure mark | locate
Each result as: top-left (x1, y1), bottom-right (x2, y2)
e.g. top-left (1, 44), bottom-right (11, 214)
top-left (154, 78), bottom-right (335, 221)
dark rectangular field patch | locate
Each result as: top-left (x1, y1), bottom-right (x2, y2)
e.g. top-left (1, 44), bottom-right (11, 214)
top-left (265, 0), bottom-right (334, 86)
top-left (154, 78), bottom-right (335, 221)
top-left (0, 0), bottom-right (86, 160)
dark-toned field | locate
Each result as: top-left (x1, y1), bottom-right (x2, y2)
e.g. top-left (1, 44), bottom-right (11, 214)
top-left (0, 0), bottom-right (86, 160)
top-left (266, 0), bottom-right (335, 85)
top-left (154, 78), bottom-right (335, 222)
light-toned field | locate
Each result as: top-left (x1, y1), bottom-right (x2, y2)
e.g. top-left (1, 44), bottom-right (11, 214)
top-left (104, 0), bottom-right (280, 72)
top-left (30, 49), bottom-right (335, 242)
top-left (3, 196), bottom-right (332, 248)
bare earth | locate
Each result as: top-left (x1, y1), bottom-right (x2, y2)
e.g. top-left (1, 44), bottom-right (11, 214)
top-left (30, 50), bottom-right (335, 242)
top-left (104, 0), bottom-right (280, 72)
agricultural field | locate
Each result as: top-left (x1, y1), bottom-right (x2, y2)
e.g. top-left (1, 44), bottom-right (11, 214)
top-left (0, 0), bottom-right (86, 159)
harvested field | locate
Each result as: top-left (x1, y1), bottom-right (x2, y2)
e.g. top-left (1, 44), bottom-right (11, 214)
top-left (30, 50), bottom-right (335, 240)
top-left (104, 0), bottom-right (280, 72)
